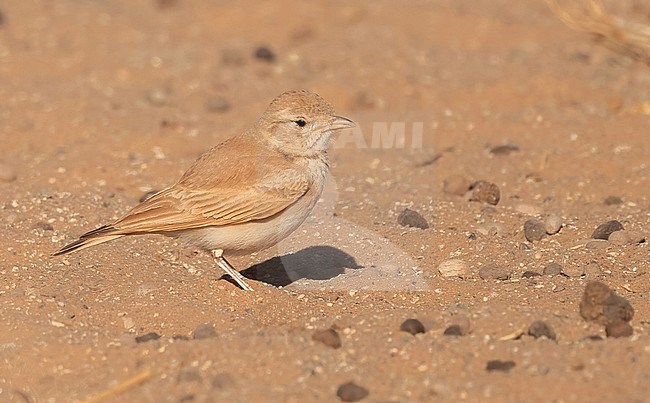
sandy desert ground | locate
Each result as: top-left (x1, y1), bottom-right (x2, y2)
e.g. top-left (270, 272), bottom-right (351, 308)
top-left (0, 1), bottom-right (649, 402)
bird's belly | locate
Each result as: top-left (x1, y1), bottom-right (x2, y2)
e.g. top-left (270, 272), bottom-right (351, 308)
top-left (175, 194), bottom-right (317, 254)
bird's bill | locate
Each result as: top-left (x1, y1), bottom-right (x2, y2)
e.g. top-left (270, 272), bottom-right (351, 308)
top-left (330, 115), bottom-right (356, 130)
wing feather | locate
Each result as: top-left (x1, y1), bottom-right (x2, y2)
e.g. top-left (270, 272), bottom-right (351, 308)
top-left (110, 169), bottom-right (309, 234)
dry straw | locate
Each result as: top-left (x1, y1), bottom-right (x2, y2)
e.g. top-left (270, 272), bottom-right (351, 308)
top-left (546, 0), bottom-right (650, 63)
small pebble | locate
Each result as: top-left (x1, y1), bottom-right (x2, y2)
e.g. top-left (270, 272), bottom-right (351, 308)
top-left (468, 181), bottom-right (500, 205)
top-left (478, 264), bottom-right (511, 280)
top-left (580, 281), bottom-right (634, 326)
top-left (608, 230), bottom-right (645, 246)
top-left (135, 332), bottom-right (161, 343)
top-left (486, 360), bottom-right (516, 373)
top-left (450, 315), bottom-right (471, 335)
top-left (205, 96), bottom-right (231, 113)
top-left (192, 323), bottom-right (217, 339)
top-left (443, 325), bottom-right (463, 336)
top-left (543, 263), bottom-right (563, 276)
top-left (490, 144), bottom-right (519, 156)
top-left (336, 381), bottom-right (369, 402)
top-left (312, 329), bottom-right (342, 349)
top-left (397, 208), bottom-right (429, 229)
top-left (522, 270), bottom-right (541, 278)
top-left (0, 161), bottom-right (17, 182)
top-left (544, 213), bottom-right (563, 235)
top-left (605, 321), bottom-right (633, 338)
top-left (527, 320), bottom-right (556, 340)
top-left (33, 221), bottom-right (54, 231)
top-left (443, 175), bottom-right (471, 196)
top-left (603, 195), bottom-right (623, 206)
top-left (437, 259), bottom-right (469, 278)
top-left (591, 220), bottom-right (624, 240)
top-left (400, 319), bottom-right (426, 335)
top-left (254, 46), bottom-right (275, 62)
top-left (523, 219), bottom-right (546, 242)
top-left (561, 265), bottom-right (584, 278)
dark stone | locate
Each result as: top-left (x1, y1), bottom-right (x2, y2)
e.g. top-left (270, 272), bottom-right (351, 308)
top-left (527, 320), bottom-right (556, 340)
top-left (543, 263), bottom-right (563, 276)
top-left (522, 270), bottom-right (541, 278)
top-left (605, 321), bottom-right (633, 338)
top-left (336, 381), bottom-right (369, 402)
top-left (490, 144), bottom-right (520, 155)
top-left (523, 219), bottom-right (546, 242)
top-left (312, 328), bottom-right (342, 349)
top-left (254, 46), bottom-right (276, 62)
top-left (591, 220), bottom-right (624, 240)
top-left (135, 332), bottom-right (161, 343)
top-left (580, 281), bottom-right (634, 325)
top-left (33, 221), bottom-right (54, 231)
top-left (443, 325), bottom-right (463, 336)
top-left (397, 208), bottom-right (429, 229)
top-left (192, 323), bottom-right (217, 339)
top-left (486, 360), bottom-right (516, 373)
top-left (478, 265), bottom-right (511, 280)
top-left (400, 319), bottom-right (426, 335)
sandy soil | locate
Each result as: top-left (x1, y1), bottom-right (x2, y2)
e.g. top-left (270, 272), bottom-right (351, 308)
top-left (1, 1), bottom-right (649, 402)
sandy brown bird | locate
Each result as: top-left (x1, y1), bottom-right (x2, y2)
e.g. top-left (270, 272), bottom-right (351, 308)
top-left (53, 89), bottom-right (355, 291)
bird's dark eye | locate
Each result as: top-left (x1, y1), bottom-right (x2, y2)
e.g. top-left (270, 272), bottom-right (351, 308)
top-left (294, 119), bottom-right (307, 127)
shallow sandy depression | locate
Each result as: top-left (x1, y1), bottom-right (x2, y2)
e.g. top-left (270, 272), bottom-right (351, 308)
top-left (1, 1), bottom-right (649, 402)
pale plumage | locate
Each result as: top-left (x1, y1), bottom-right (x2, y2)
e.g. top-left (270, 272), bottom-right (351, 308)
top-left (53, 90), bottom-right (354, 291)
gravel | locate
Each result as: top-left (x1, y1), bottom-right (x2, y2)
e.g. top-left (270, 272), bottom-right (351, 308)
top-left (523, 219), bottom-right (546, 242)
top-left (543, 263), bottom-right (563, 276)
top-left (591, 220), bottom-right (624, 240)
top-left (527, 320), bottom-right (556, 340)
top-left (486, 360), bottom-right (516, 373)
top-left (478, 264), bottom-right (511, 280)
top-left (312, 328), bottom-right (342, 349)
top-left (336, 381), bottom-right (369, 402)
top-left (192, 323), bottom-right (217, 339)
top-left (400, 319), bottom-right (426, 335)
top-left (580, 281), bottom-right (634, 338)
top-left (397, 208), bottom-right (429, 229)
top-left (135, 332), bottom-right (161, 343)
top-left (468, 181), bottom-right (500, 205)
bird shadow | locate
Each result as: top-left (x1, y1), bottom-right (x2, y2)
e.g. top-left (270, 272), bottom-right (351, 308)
top-left (241, 245), bottom-right (360, 287)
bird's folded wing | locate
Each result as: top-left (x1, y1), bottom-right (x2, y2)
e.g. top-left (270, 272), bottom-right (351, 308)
top-left (110, 169), bottom-right (310, 234)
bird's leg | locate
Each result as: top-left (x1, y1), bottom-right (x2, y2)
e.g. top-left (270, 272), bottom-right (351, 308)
top-left (211, 249), bottom-right (254, 291)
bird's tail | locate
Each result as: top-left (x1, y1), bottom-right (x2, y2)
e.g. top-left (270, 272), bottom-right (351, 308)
top-left (52, 225), bottom-right (124, 256)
